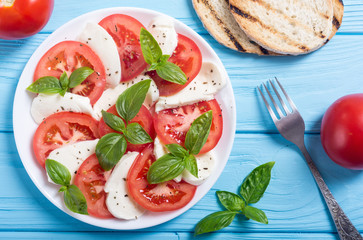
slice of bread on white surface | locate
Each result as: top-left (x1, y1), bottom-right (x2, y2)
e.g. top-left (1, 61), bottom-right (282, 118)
top-left (229, 0), bottom-right (334, 55)
top-left (192, 0), bottom-right (275, 55)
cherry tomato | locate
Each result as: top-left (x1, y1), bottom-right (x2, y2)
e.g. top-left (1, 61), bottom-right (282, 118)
top-left (154, 99), bottom-right (223, 154)
top-left (0, 0), bottom-right (54, 40)
top-left (148, 34), bottom-right (202, 96)
top-left (99, 14), bottom-right (148, 82)
top-left (74, 154), bottom-right (114, 219)
top-left (33, 112), bottom-right (100, 168)
top-left (33, 41), bottom-right (106, 105)
top-left (321, 94), bottom-right (363, 169)
top-left (127, 145), bottom-right (197, 212)
top-left (98, 104), bottom-right (156, 152)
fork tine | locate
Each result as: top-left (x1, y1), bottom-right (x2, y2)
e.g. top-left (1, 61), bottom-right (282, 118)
top-left (257, 86), bottom-right (278, 122)
top-left (262, 83), bottom-right (284, 118)
top-left (269, 79), bottom-right (290, 114)
top-left (275, 77), bottom-right (298, 111)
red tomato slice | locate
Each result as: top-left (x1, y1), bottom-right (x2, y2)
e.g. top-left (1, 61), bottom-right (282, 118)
top-left (147, 34), bottom-right (202, 96)
top-left (99, 104), bottom-right (156, 152)
top-left (33, 41), bottom-right (106, 105)
top-left (74, 154), bottom-right (114, 219)
top-left (127, 145), bottom-right (196, 212)
top-left (99, 14), bottom-right (148, 82)
top-left (33, 112), bottom-right (100, 168)
top-left (154, 99), bottom-right (223, 154)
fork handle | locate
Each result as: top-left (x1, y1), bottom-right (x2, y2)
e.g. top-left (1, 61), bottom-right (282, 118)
top-left (298, 144), bottom-right (362, 240)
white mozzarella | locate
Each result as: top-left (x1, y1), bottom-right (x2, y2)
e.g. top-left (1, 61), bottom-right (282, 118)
top-left (31, 92), bottom-right (99, 124)
top-left (78, 22), bottom-right (121, 88)
top-left (155, 61), bottom-right (226, 112)
top-left (182, 151), bottom-right (216, 186)
top-left (104, 152), bottom-right (146, 220)
top-left (93, 74), bottom-right (159, 119)
top-left (148, 16), bottom-right (178, 56)
top-left (47, 139), bottom-right (99, 184)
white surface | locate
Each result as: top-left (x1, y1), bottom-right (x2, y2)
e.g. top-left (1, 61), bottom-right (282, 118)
top-left (13, 7), bottom-right (236, 230)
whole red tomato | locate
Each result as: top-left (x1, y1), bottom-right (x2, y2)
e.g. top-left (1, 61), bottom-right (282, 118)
top-left (0, 0), bottom-right (54, 40)
top-left (321, 94), bottom-right (363, 170)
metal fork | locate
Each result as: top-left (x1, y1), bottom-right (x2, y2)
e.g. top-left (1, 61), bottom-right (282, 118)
top-left (258, 78), bottom-right (362, 240)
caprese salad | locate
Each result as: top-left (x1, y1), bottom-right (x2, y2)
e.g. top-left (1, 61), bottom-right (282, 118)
top-left (26, 12), bottom-right (226, 220)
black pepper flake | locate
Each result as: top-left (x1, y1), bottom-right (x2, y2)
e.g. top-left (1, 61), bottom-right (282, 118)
top-left (124, 194), bottom-right (128, 197)
top-left (74, 170), bottom-right (77, 174)
top-left (88, 37), bottom-right (91, 40)
top-left (152, 24), bottom-right (156, 28)
top-left (203, 168), bottom-right (208, 170)
top-left (123, 178), bottom-right (126, 181)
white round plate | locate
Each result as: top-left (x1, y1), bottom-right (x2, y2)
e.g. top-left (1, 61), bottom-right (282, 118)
top-left (13, 7), bottom-right (236, 230)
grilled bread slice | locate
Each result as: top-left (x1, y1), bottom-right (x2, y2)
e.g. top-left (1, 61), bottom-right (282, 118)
top-left (229, 0), bottom-right (334, 55)
top-left (192, 0), bottom-right (275, 55)
top-left (328, 0), bottom-right (344, 41)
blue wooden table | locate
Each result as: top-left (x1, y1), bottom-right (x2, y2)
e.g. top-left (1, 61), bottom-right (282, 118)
top-left (1, 0), bottom-right (363, 239)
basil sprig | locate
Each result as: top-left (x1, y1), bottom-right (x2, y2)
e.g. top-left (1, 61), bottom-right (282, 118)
top-left (96, 80), bottom-right (153, 171)
top-left (140, 28), bottom-right (187, 85)
top-left (45, 159), bottom-right (88, 215)
top-left (194, 161), bottom-right (275, 235)
top-left (147, 110), bottom-right (213, 184)
top-left (27, 67), bottom-right (94, 96)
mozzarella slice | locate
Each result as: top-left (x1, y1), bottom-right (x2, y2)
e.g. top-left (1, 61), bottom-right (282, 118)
top-left (47, 139), bottom-right (99, 184)
top-left (155, 61), bottom-right (226, 112)
top-left (182, 151), bottom-right (216, 186)
top-left (78, 22), bottom-right (121, 88)
top-left (31, 92), bottom-right (99, 124)
top-left (104, 152), bottom-right (146, 220)
top-left (148, 16), bottom-right (178, 56)
top-left (93, 74), bottom-right (159, 119)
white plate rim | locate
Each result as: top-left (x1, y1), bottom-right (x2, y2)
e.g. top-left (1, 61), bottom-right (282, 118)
top-left (13, 7), bottom-right (236, 230)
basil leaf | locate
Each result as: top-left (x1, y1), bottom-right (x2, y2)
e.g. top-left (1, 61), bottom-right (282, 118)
top-left (59, 186), bottom-right (68, 192)
top-left (116, 79), bottom-right (151, 123)
top-left (156, 61), bottom-right (187, 85)
top-left (96, 133), bottom-right (127, 171)
top-left (240, 161), bottom-right (275, 204)
top-left (185, 110), bottom-right (213, 155)
top-left (59, 72), bottom-right (69, 90)
top-left (124, 122), bottom-right (153, 145)
top-left (194, 211), bottom-right (237, 236)
top-left (63, 185), bottom-right (88, 215)
top-left (26, 76), bottom-right (63, 94)
top-left (165, 144), bottom-right (189, 159)
top-left (140, 28), bottom-right (162, 65)
top-left (45, 159), bottom-right (71, 186)
top-left (69, 66), bottom-right (94, 88)
top-left (243, 205), bottom-right (268, 224)
top-left (147, 153), bottom-right (185, 184)
top-left (216, 191), bottom-right (245, 211)
top-left (102, 110), bottom-right (125, 133)
top-left (184, 154), bottom-right (198, 178)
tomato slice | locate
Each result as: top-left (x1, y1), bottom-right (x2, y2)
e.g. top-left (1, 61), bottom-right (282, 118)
top-left (154, 99), bottom-right (223, 154)
top-left (33, 112), bottom-right (100, 168)
top-left (74, 154), bottom-right (114, 219)
top-left (33, 41), bottom-right (106, 105)
top-left (99, 14), bottom-right (148, 82)
top-left (99, 104), bottom-right (156, 152)
top-left (147, 34), bottom-right (202, 96)
top-left (127, 145), bottom-right (196, 212)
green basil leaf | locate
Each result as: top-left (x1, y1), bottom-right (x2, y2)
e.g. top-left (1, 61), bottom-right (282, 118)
top-left (194, 211), bottom-right (237, 236)
top-left (116, 79), bottom-right (151, 123)
top-left (148, 62), bottom-right (160, 71)
top-left (216, 191), bottom-right (245, 211)
top-left (185, 110), bottom-right (213, 155)
top-left (96, 133), bottom-right (127, 171)
top-left (184, 154), bottom-right (198, 178)
top-left (140, 27), bottom-right (162, 65)
top-left (147, 153), bottom-right (185, 184)
top-left (26, 76), bottom-right (63, 94)
top-left (59, 186), bottom-right (68, 192)
top-left (101, 110), bottom-right (125, 133)
top-left (240, 161), bottom-right (275, 204)
top-left (160, 54), bottom-right (170, 62)
top-left (165, 144), bottom-right (189, 159)
top-left (156, 61), bottom-right (187, 85)
top-left (124, 122), bottom-right (153, 145)
top-left (69, 66), bottom-right (94, 88)
top-left (243, 205), bottom-right (268, 224)
top-left (59, 72), bottom-right (69, 90)
top-left (63, 185), bottom-right (88, 215)
top-left (45, 159), bottom-right (71, 186)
